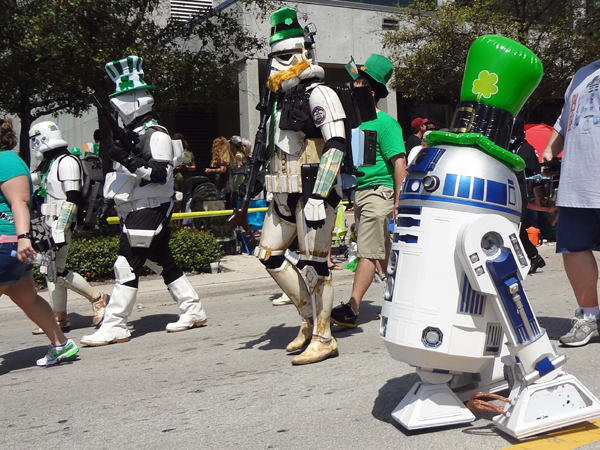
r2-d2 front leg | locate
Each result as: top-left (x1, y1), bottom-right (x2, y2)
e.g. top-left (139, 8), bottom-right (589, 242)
top-left (458, 214), bottom-right (600, 439)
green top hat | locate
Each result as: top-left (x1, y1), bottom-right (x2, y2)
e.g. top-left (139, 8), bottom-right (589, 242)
top-left (460, 35), bottom-right (543, 116)
top-left (270, 7), bottom-right (304, 46)
top-left (349, 54), bottom-right (394, 99)
top-left (105, 55), bottom-right (155, 98)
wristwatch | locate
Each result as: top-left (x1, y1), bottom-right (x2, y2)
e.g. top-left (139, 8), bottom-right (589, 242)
top-left (17, 232), bottom-right (33, 240)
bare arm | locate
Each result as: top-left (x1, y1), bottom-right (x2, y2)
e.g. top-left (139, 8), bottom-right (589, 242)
top-left (542, 129), bottom-right (564, 162)
top-left (389, 154), bottom-right (407, 217)
top-left (1, 175), bottom-right (34, 263)
top-left (205, 165), bottom-right (228, 174)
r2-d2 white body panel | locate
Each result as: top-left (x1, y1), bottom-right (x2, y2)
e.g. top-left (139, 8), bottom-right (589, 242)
top-left (382, 143), bottom-right (600, 438)
top-left (381, 144), bottom-right (522, 374)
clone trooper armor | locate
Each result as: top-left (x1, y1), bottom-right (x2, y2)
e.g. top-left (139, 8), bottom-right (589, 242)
top-left (255, 8), bottom-right (346, 365)
top-left (29, 121), bottom-right (108, 331)
top-left (81, 55), bottom-right (206, 347)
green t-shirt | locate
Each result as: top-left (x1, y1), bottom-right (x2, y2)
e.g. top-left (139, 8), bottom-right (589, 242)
top-left (357, 110), bottom-right (405, 190)
top-left (0, 150), bottom-right (33, 235)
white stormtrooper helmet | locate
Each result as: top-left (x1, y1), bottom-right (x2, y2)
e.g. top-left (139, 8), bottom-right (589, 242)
top-left (105, 55), bottom-right (155, 126)
top-left (110, 89), bottom-right (155, 126)
top-left (268, 7), bottom-right (317, 77)
top-left (29, 121), bottom-right (68, 158)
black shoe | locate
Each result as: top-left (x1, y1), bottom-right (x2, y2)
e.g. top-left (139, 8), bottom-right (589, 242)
top-left (529, 254), bottom-right (546, 274)
top-left (331, 302), bottom-right (358, 328)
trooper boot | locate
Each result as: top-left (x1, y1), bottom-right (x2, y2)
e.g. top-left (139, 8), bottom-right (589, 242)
top-left (267, 260), bottom-right (314, 352)
top-left (292, 276), bottom-right (338, 365)
top-left (286, 319), bottom-right (314, 352)
top-left (62, 270), bottom-right (109, 326)
top-left (80, 284), bottom-right (136, 346)
top-left (32, 281), bottom-right (70, 335)
top-left (165, 275), bottom-right (207, 332)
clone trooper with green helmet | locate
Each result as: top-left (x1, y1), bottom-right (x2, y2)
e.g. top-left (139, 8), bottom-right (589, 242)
top-left (254, 7), bottom-right (347, 365)
top-left (29, 121), bottom-right (108, 333)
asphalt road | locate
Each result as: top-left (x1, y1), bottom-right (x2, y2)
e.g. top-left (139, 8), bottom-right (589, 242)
top-left (2, 244), bottom-right (600, 450)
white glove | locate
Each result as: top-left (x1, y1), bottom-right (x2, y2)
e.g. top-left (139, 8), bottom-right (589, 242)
top-left (304, 197), bottom-right (327, 229)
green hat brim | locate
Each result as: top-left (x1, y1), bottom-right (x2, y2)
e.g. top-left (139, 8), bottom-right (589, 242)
top-left (109, 84), bottom-right (155, 98)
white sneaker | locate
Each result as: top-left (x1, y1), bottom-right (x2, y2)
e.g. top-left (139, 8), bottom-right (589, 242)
top-left (80, 328), bottom-right (130, 347)
top-left (166, 314), bottom-right (207, 332)
top-left (273, 293), bottom-right (293, 306)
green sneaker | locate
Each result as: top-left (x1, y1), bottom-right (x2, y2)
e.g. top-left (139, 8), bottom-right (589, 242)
top-left (36, 339), bottom-right (79, 366)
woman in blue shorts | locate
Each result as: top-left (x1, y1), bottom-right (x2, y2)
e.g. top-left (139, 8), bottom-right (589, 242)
top-left (0, 118), bottom-right (78, 366)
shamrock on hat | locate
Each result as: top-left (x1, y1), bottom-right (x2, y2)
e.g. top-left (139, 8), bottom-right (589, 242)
top-left (269, 7), bottom-right (304, 46)
top-left (105, 55), bottom-right (155, 98)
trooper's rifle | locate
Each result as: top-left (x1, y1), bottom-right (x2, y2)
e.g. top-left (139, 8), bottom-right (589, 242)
top-left (91, 93), bottom-right (139, 155)
top-left (227, 59), bottom-right (274, 232)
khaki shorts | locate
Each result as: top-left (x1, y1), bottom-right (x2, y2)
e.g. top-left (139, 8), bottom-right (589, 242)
top-left (354, 186), bottom-right (394, 260)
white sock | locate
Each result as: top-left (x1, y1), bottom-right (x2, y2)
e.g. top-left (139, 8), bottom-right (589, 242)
top-left (581, 306), bottom-right (600, 320)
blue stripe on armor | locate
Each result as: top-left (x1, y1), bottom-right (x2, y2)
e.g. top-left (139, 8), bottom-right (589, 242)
top-left (457, 176), bottom-right (472, 198)
top-left (399, 193), bottom-right (521, 217)
top-left (472, 178), bottom-right (485, 201)
top-left (443, 174), bottom-right (458, 196)
top-left (398, 217), bottom-right (421, 228)
top-left (486, 180), bottom-right (507, 205)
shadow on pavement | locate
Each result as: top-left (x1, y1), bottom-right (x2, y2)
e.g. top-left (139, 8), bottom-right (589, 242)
top-left (536, 315), bottom-right (577, 341)
top-left (129, 313), bottom-right (181, 338)
top-left (236, 323), bottom-right (296, 352)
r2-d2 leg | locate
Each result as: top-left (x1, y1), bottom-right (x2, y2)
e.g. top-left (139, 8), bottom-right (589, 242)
top-left (458, 214), bottom-right (600, 439)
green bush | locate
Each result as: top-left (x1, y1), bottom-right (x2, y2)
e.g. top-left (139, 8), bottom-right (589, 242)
top-left (33, 227), bottom-right (223, 286)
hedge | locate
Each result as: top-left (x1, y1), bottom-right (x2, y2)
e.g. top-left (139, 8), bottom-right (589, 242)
top-left (33, 227), bottom-right (223, 286)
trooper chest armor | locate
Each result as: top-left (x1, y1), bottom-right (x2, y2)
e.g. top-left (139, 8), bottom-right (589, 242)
top-left (109, 126), bottom-right (174, 209)
top-left (265, 82), bottom-right (346, 194)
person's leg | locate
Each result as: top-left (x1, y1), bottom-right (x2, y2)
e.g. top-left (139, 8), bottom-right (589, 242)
top-left (349, 258), bottom-right (377, 312)
top-left (557, 207), bottom-right (600, 346)
top-left (5, 275), bottom-right (67, 346)
top-left (563, 251), bottom-right (599, 308)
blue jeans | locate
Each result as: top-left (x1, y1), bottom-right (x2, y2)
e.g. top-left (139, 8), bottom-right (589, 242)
top-left (0, 242), bottom-right (32, 287)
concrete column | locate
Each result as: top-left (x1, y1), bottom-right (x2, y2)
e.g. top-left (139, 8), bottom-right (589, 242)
top-left (238, 58), bottom-right (261, 143)
top-left (378, 89), bottom-right (398, 121)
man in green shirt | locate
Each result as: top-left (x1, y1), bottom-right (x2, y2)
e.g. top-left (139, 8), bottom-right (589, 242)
top-left (331, 54), bottom-right (407, 328)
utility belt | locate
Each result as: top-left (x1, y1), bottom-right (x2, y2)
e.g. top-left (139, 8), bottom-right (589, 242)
top-left (40, 200), bottom-right (62, 219)
top-left (115, 197), bottom-right (172, 216)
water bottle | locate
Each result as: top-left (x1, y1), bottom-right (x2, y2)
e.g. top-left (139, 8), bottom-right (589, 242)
top-left (10, 250), bottom-right (43, 264)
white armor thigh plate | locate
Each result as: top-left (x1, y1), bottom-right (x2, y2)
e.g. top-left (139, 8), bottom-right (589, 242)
top-left (255, 195), bottom-right (299, 261)
top-left (265, 138), bottom-right (324, 194)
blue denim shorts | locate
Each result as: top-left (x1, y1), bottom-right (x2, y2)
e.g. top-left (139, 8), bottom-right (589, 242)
top-left (556, 207), bottom-right (600, 253)
top-left (0, 242), bottom-right (33, 287)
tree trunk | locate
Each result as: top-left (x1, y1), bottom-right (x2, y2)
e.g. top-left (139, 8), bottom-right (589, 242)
top-left (18, 115), bottom-right (33, 168)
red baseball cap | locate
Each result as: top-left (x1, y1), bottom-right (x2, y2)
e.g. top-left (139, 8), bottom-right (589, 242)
top-left (411, 117), bottom-right (429, 128)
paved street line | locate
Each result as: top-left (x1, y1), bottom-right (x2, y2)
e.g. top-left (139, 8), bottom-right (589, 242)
top-left (501, 419), bottom-right (600, 450)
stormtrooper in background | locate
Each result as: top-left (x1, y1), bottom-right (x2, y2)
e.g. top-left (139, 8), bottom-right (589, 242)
top-left (81, 55), bottom-right (207, 347)
top-left (252, 8), bottom-right (346, 364)
top-left (29, 121), bottom-right (108, 333)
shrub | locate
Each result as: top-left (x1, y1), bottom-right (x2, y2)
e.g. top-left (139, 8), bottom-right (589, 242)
top-left (33, 227), bottom-right (223, 286)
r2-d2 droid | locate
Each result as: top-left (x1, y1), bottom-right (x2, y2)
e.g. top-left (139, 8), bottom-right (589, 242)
top-left (381, 35), bottom-right (600, 439)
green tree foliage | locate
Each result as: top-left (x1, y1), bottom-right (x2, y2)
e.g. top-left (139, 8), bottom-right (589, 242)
top-left (383, 0), bottom-right (600, 118)
top-left (0, 0), bottom-right (264, 165)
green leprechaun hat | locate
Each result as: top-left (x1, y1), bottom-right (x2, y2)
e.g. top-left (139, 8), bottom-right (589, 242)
top-left (270, 7), bottom-right (304, 46)
top-left (105, 55), bottom-right (155, 98)
top-left (426, 35), bottom-right (543, 171)
top-left (346, 54), bottom-right (394, 99)
top-left (460, 35), bottom-right (543, 116)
